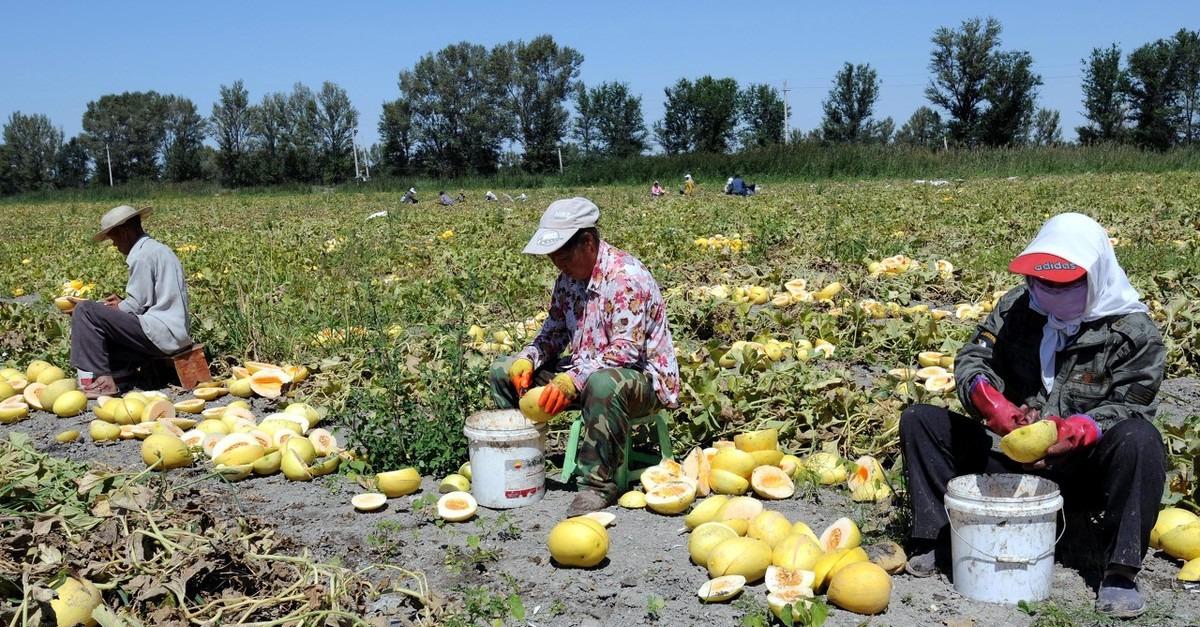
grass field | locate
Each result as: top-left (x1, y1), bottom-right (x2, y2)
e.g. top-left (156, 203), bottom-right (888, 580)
top-left (1, 172), bottom-right (1199, 624)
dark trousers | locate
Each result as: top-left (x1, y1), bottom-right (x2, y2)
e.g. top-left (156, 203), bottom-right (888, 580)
top-left (69, 300), bottom-right (166, 376)
top-left (899, 403), bottom-right (1166, 570)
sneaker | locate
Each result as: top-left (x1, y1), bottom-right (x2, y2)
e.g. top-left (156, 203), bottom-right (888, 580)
top-left (566, 489), bottom-right (612, 517)
top-left (1096, 574), bottom-right (1146, 618)
top-left (904, 540), bottom-right (946, 578)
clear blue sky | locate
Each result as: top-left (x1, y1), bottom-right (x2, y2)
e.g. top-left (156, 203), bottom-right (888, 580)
top-left (2, 1), bottom-right (1196, 150)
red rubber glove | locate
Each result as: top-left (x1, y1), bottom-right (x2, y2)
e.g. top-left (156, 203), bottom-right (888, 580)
top-left (969, 375), bottom-right (1024, 436)
top-left (1045, 415), bottom-right (1101, 456)
top-left (538, 373), bottom-right (577, 416)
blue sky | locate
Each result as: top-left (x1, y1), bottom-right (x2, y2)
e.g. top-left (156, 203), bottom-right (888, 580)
top-left (2, 1), bottom-right (1196, 150)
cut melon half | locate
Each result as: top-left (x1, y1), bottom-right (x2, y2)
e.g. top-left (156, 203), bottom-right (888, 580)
top-left (352, 493), bottom-right (387, 512)
top-left (697, 575), bottom-right (746, 603)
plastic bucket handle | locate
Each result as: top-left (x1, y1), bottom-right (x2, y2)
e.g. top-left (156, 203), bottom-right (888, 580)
top-left (944, 504), bottom-right (1066, 565)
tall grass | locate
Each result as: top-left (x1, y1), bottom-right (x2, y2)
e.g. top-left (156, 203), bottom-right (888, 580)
top-left (3, 143), bottom-right (1200, 204)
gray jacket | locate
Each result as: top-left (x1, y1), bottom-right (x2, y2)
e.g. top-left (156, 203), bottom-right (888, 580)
top-left (954, 285), bottom-right (1166, 431)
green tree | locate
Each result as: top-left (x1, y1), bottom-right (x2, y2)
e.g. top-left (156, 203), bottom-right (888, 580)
top-left (54, 136), bottom-right (90, 188)
top-left (399, 42), bottom-right (512, 176)
top-left (894, 106), bottom-right (946, 148)
top-left (588, 82), bottom-right (647, 158)
top-left (654, 76), bottom-right (739, 154)
top-left (250, 84), bottom-right (322, 183)
top-left (81, 91), bottom-right (169, 183)
top-left (821, 63), bottom-right (883, 143)
top-left (378, 98), bottom-right (414, 176)
top-left (925, 17), bottom-right (1003, 144)
top-left (1077, 45), bottom-right (1129, 144)
top-left (1, 111), bottom-right (62, 191)
top-left (497, 35), bottom-right (583, 173)
top-left (1173, 29), bottom-right (1200, 143)
top-left (1030, 108), bottom-right (1063, 146)
top-left (1125, 38), bottom-right (1182, 150)
top-left (654, 78), bottom-right (695, 154)
top-left (979, 51), bottom-right (1042, 146)
top-left (314, 81), bottom-right (358, 182)
top-left (211, 80), bottom-right (254, 186)
top-left (738, 83), bottom-right (785, 149)
top-left (162, 96), bottom-right (207, 182)
top-left (572, 85), bottom-right (599, 156)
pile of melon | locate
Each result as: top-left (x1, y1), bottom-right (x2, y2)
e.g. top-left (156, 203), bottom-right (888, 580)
top-left (1153, 507), bottom-right (1200, 580)
top-left (0, 360), bottom-right (88, 423)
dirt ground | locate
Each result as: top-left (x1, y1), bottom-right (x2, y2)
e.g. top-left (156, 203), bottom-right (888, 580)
top-left (4, 380), bottom-right (1200, 626)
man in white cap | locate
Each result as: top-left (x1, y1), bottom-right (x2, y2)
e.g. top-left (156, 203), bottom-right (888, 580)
top-left (899, 213), bottom-right (1165, 618)
top-left (489, 197), bottom-right (681, 515)
top-left (69, 205), bottom-right (192, 397)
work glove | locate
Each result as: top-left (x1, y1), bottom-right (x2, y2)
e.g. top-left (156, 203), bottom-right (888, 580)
top-left (969, 375), bottom-right (1023, 436)
top-left (508, 358), bottom-right (533, 395)
top-left (538, 373), bottom-right (577, 416)
top-left (1045, 414), bottom-right (1101, 457)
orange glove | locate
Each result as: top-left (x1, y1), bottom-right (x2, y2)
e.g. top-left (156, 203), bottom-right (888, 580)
top-left (508, 358), bottom-right (533, 395)
top-left (538, 373), bottom-right (577, 416)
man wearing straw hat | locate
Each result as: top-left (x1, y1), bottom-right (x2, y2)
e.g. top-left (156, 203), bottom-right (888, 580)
top-left (490, 197), bottom-right (681, 516)
top-left (68, 205), bottom-right (192, 398)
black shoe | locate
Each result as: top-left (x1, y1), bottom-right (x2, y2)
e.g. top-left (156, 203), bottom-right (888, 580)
top-left (904, 540), bottom-right (947, 578)
top-left (1096, 574), bottom-right (1146, 618)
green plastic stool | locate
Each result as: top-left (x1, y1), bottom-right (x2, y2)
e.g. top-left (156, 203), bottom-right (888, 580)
top-left (560, 410), bottom-right (673, 490)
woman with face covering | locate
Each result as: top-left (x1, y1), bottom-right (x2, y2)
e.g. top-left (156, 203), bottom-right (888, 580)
top-left (899, 213), bottom-right (1166, 618)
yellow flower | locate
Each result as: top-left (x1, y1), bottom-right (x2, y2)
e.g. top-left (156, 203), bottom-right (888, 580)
top-left (21, 258), bottom-right (30, 265)
top-left (438, 229), bottom-right (455, 240)
top-left (176, 244), bottom-right (198, 253)
top-left (11, 287), bottom-right (24, 297)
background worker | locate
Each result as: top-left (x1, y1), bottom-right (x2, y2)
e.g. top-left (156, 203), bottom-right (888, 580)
top-left (69, 205), bottom-right (192, 398)
top-left (489, 197), bottom-right (681, 515)
top-left (899, 212), bottom-right (1166, 618)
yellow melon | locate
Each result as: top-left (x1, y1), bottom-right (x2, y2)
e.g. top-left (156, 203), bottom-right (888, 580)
top-left (820, 517), bottom-right (862, 552)
top-left (645, 480), bottom-right (697, 515)
top-left (1152, 508), bottom-right (1200, 549)
top-left (1000, 420), bottom-right (1058, 463)
top-left (773, 533), bottom-right (824, 570)
top-left (827, 561), bottom-right (892, 615)
top-left (711, 448), bottom-right (757, 479)
top-left (751, 465), bottom-right (795, 500)
top-left (697, 575), bottom-right (746, 603)
top-left (548, 517), bottom-right (609, 567)
top-left (618, 490), bottom-right (647, 509)
top-left (689, 521), bottom-right (740, 566)
top-left (707, 537), bottom-right (773, 582)
top-left (684, 495), bottom-right (730, 530)
top-left (734, 428), bottom-right (779, 453)
top-left (747, 511), bottom-right (793, 548)
top-left (377, 468), bottom-right (422, 497)
top-left (709, 468), bottom-right (750, 495)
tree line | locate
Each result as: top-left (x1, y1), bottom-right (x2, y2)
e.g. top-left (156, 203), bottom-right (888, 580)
top-left (1, 19), bottom-right (1198, 195)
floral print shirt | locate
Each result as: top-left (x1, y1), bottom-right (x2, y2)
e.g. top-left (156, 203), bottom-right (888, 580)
top-left (518, 241), bottom-right (681, 407)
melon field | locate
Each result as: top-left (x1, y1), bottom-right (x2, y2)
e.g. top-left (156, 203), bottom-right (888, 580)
top-left (1, 172), bottom-right (1199, 626)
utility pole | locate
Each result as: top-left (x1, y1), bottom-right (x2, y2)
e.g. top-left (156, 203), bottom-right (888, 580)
top-left (557, 146), bottom-right (564, 174)
top-left (352, 129), bottom-right (361, 181)
top-left (362, 144), bottom-right (370, 181)
top-left (782, 80), bottom-right (791, 144)
top-left (105, 143), bottom-right (114, 187)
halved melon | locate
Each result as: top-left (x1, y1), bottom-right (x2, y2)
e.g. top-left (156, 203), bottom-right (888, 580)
top-left (772, 533), bottom-right (823, 570)
top-left (253, 450), bottom-right (283, 475)
top-left (887, 368), bottom-right (917, 381)
top-left (751, 465), bottom-right (795, 500)
top-left (284, 402), bottom-right (321, 426)
top-left (89, 420), bottom-right (121, 441)
top-left (779, 454), bottom-right (804, 479)
top-left (244, 360), bottom-right (281, 375)
top-left (245, 429), bottom-right (273, 449)
top-left (200, 433), bottom-right (222, 458)
top-left (141, 399), bottom-right (176, 423)
top-left (848, 455), bottom-right (893, 502)
top-left (747, 511), bottom-right (792, 548)
top-left (39, 379), bottom-right (78, 411)
top-left (819, 517), bottom-right (862, 552)
top-left (684, 495), bottom-right (730, 530)
top-left (230, 366), bottom-right (250, 379)
top-left (689, 521), bottom-right (740, 566)
top-left (352, 493), bottom-right (387, 512)
top-left (212, 433), bottom-right (266, 465)
top-left (193, 387), bottom-right (227, 401)
top-left (283, 364), bottom-right (309, 382)
top-left (196, 419), bottom-right (230, 436)
top-left (437, 491), bottom-right (478, 522)
top-left (709, 468), bottom-right (750, 495)
top-left (712, 440), bottom-right (735, 449)
top-left (681, 447), bottom-right (712, 497)
top-left (923, 373), bottom-right (956, 394)
top-left (22, 382), bottom-right (47, 410)
top-left (645, 480), bottom-right (698, 515)
top-left (915, 365), bottom-right (948, 381)
top-left (0, 402), bottom-right (29, 423)
top-left (249, 368), bottom-right (292, 399)
top-left (229, 378), bottom-right (254, 398)
top-left (767, 588), bottom-right (816, 620)
top-left (582, 511), bottom-right (616, 528)
top-left (734, 428), bottom-right (779, 453)
top-left (308, 428), bottom-right (337, 455)
top-left (697, 575), bottom-right (746, 603)
top-left (640, 463), bottom-right (683, 492)
top-left (284, 436), bottom-right (318, 464)
top-left (180, 429), bottom-right (206, 448)
top-left (766, 566), bottom-right (817, 595)
top-left (917, 351), bottom-right (944, 367)
top-left (804, 452), bottom-right (848, 485)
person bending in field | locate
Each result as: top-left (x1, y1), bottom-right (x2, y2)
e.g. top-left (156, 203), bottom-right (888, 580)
top-left (438, 190), bottom-right (454, 206)
top-left (650, 180), bottom-right (665, 197)
top-left (680, 173), bottom-right (695, 195)
top-left (490, 197), bottom-right (682, 515)
top-left (725, 174), bottom-right (756, 196)
top-left (900, 212), bottom-right (1165, 618)
top-left (69, 205), bottom-right (193, 398)
top-left (401, 187), bottom-right (418, 204)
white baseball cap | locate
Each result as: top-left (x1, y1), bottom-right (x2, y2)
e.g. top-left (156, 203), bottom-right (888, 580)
top-left (94, 204), bottom-right (152, 242)
top-left (522, 197), bottom-right (600, 254)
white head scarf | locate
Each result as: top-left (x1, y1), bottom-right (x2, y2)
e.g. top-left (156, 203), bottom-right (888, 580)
top-left (1017, 213), bottom-right (1147, 392)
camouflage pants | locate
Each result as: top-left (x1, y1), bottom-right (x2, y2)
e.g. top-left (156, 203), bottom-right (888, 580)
top-left (489, 357), bottom-right (659, 498)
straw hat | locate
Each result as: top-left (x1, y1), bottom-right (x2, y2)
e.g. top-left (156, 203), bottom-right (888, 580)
top-left (93, 205), bottom-right (152, 242)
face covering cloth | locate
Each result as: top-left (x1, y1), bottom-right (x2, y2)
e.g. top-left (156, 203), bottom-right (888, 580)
top-left (1017, 213), bottom-right (1147, 392)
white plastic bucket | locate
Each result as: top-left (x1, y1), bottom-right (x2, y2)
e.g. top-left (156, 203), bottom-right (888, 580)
top-left (944, 473), bottom-right (1064, 605)
top-left (463, 410), bottom-right (547, 509)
